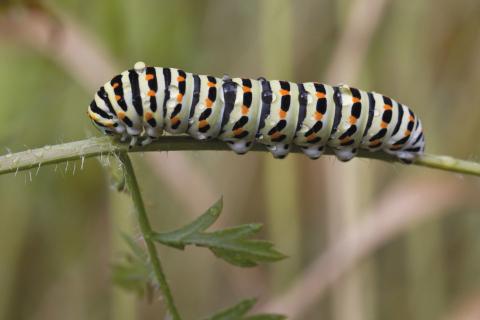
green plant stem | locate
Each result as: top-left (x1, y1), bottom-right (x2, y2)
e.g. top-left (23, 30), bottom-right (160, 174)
top-left (118, 152), bottom-right (181, 320)
top-left (0, 136), bottom-right (479, 177)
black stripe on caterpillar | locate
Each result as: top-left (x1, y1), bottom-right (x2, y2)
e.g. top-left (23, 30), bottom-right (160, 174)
top-left (87, 61), bottom-right (425, 162)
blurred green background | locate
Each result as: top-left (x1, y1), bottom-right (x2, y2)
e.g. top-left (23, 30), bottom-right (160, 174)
top-left (0, 0), bottom-right (479, 319)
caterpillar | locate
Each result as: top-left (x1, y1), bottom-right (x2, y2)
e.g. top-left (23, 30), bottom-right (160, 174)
top-left (87, 61), bottom-right (425, 162)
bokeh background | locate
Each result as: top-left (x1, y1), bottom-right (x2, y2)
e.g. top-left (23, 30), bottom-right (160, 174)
top-left (0, 0), bottom-right (480, 319)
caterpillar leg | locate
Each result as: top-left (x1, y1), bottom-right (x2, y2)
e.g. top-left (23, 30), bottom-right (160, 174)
top-left (334, 148), bottom-right (357, 162)
top-left (129, 136), bottom-right (139, 148)
top-left (120, 133), bottom-right (129, 142)
top-left (141, 127), bottom-right (163, 146)
top-left (398, 157), bottom-right (413, 164)
top-left (141, 136), bottom-right (153, 146)
top-left (383, 145), bottom-right (418, 162)
top-left (393, 150), bottom-right (417, 162)
top-left (301, 145), bottom-right (325, 160)
top-left (226, 140), bottom-right (253, 155)
top-left (267, 144), bottom-right (291, 159)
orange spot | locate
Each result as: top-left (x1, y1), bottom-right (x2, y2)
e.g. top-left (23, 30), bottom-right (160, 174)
top-left (241, 105), bottom-right (249, 115)
top-left (145, 112), bottom-right (153, 120)
top-left (352, 97), bottom-right (361, 103)
top-left (198, 120), bottom-right (208, 128)
top-left (145, 74), bottom-right (154, 81)
top-left (115, 95), bottom-right (122, 101)
top-left (171, 117), bottom-right (180, 126)
top-left (390, 145), bottom-right (402, 150)
top-left (177, 75), bottom-right (185, 82)
top-left (177, 94), bottom-right (183, 102)
top-left (207, 82), bottom-right (215, 87)
top-left (233, 128), bottom-right (244, 136)
top-left (381, 121), bottom-right (388, 128)
top-left (340, 137), bottom-right (351, 144)
top-left (384, 104), bottom-right (393, 110)
top-left (279, 110), bottom-right (287, 119)
top-left (316, 92), bottom-right (326, 99)
top-left (306, 133), bottom-right (317, 142)
top-left (243, 86), bottom-right (251, 93)
top-left (349, 115), bottom-right (357, 124)
top-left (409, 115), bottom-right (415, 121)
top-left (271, 132), bottom-right (281, 139)
top-left (314, 112), bottom-right (323, 121)
top-left (205, 99), bottom-right (213, 108)
top-left (147, 90), bottom-right (156, 97)
top-left (105, 122), bottom-right (114, 128)
top-left (404, 130), bottom-right (411, 136)
top-left (279, 89), bottom-right (289, 96)
top-left (117, 111), bottom-right (126, 120)
top-left (370, 139), bottom-right (381, 147)
top-left (112, 83), bottom-right (120, 89)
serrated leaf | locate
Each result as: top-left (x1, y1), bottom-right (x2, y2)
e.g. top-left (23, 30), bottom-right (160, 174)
top-left (204, 298), bottom-right (286, 320)
top-left (195, 238), bottom-right (286, 267)
top-left (204, 298), bottom-right (256, 320)
top-left (243, 315), bottom-right (287, 320)
top-left (209, 224), bottom-right (263, 240)
top-left (210, 248), bottom-right (258, 267)
top-left (151, 200), bottom-right (286, 267)
top-left (155, 197), bottom-right (223, 248)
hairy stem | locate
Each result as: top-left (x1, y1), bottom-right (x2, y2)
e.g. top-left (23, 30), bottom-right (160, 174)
top-left (0, 136), bottom-right (479, 177)
top-left (118, 152), bottom-right (182, 320)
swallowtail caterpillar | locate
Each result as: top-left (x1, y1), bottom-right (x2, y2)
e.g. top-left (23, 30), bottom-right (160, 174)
top-left (87, 62), bottom-right (425, 162)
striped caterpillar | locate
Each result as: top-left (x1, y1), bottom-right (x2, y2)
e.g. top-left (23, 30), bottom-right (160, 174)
top-left (87, 61), bottom-right (425, 162)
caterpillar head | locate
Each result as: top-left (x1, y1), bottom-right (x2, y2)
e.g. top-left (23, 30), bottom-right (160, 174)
top-left (87, 97), bottom-right (119, 136)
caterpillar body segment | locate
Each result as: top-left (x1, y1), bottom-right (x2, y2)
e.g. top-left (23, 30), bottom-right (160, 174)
top-left (88, 62), bottom-right (425, 162)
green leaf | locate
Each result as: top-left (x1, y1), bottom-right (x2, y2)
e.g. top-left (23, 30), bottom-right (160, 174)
top-left (209, 224), bottom-right (263, 240)
top-left (111, 234), bottom-right (156, 299)
top-left (206, 298), bottom-right (256, 320)
top-left (204, 298), bottom-right (286, 320)
top-left (155, 197), bottom-right (223, 249)
top-left (151, 199), bottom-right (286, 267)
top-left (243, 316), bottom-right (287, 320)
